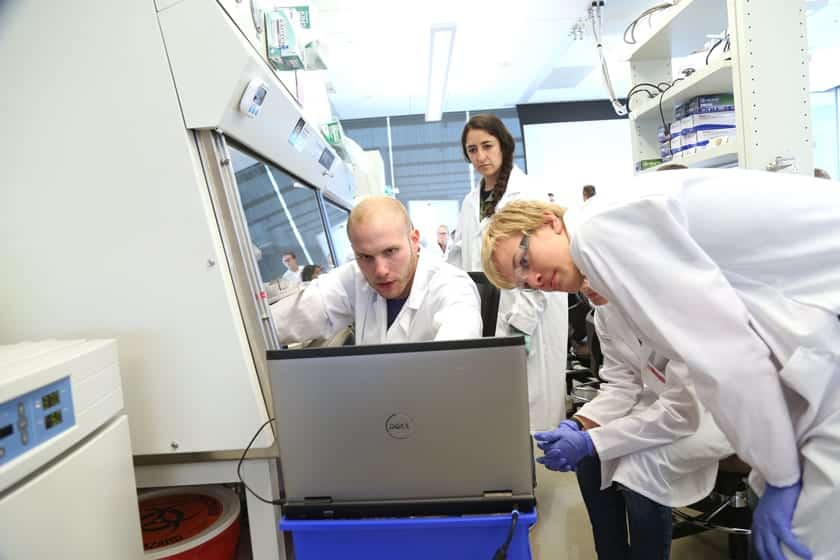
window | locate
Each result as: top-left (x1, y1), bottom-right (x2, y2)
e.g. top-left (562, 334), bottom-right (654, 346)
top-left (323, 197), bottom-right (353, 265)
top-left (340, 109), bottom-right (524, 208)
top-left (228, 144), bottom-right (332, 288)
top-left (811, 88), bottom-right (839, 180)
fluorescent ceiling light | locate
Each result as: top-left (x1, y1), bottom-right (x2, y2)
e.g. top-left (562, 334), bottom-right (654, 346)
top-left (425, 24), bottom-right (456, 122)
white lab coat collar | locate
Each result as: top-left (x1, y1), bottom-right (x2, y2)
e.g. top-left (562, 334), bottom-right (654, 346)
top-left (357, 250), bottom-right (434, 340)
top-left (390, 251), bottom-right (434, 337)
top-left (498, 165), bottom-right (529, 201)
top-left (405, 250), bottom-right (434, 310)
top-left (561, 204), bottom-right (583, 241)
top-left (476, 165), bottom-right (530, 219)
top-left (465, 164), bottom-right (529, 210)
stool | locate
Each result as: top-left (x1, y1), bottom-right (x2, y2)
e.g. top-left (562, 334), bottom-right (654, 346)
top-left (672, 456), bottom-right (752, 560)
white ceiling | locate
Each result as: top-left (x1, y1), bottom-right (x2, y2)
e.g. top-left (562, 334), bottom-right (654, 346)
top-left (307, 0), bottom-right (840, 121)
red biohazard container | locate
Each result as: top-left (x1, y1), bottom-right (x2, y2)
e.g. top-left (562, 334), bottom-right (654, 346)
top-left (140, 485), bottom-right (241, 560)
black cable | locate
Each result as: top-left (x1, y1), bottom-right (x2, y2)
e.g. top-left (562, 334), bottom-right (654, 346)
top-left (658, 78), bottom-right (684, 157)
top-left (623, 82), bottom-right (668, 123)
top-left (625, 85), bottom-right (661, 99)
top-left (658, 85), bottom-right (669, 133)
top-left (624, 81), bottom-right (665, 114)
top-left (492, 510), bottom-right (520, 560)
top-left (705, 37), bottom-right (725, 65)
top-left (568, 291), bottom-right (587, 311)
top-left (623, 3), bottom-right (674, 44)
top-left (237, 417), bottom-right (283, 505)
top-left (626, 88), bottom-right (657, 113)
top-left (623, 18), bottom-right (638, 44)
top-left (626, 81), bottom-right (667, 95)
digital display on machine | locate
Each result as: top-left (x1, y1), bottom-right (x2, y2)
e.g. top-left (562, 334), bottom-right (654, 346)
top-left (0, 424), bottom-right (12, 440)
top-left (318, 148), bottom-right (335, 170)
top-left (253, 86), bottom-right (267, 105)
top-left (41, 390), bottom-right (60, 409)
top-left (45, 410), bottom-right (63, 430)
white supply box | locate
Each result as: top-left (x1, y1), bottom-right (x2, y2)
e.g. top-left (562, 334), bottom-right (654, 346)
top-left (677, 111), bottom-right (737, 133)
top-left (682, 127), bottom-right (738, 150)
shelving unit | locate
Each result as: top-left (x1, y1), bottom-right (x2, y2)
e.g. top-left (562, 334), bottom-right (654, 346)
top-left (627, 0), bottom-right (814, 174)
top-left (626, 0), bottom-right (728, 61)
top-left (630, 60), bottom-right (733, 122)
top-left (646, 144), bottom-right (739, 173)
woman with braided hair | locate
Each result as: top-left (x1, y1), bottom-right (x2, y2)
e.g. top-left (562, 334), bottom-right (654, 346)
top-left (448, 113), bottom-right (569, 434)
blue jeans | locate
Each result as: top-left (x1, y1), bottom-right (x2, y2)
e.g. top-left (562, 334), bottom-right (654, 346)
top-left (576, 455), bottom-right (673, 560)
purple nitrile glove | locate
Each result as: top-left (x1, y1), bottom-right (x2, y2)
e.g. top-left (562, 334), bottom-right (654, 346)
top-left (752, 480), bottom-right (812, 560)
top-left (535, 429), bottom-right (594, 472)
top-left (533, 420), bottom-right (580, 452)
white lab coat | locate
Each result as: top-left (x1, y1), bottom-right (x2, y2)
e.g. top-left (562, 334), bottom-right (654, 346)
top-left (432, 242), bottom-right (450, 261)
top-left (577, 304), bottom-right (733, 506)
top-left (564, 168), bottom-right (840, 558)
top-left (271, 250), bottom-right (482, 344)
top-left (281, 268), bottom-right (301, 286)
top-left (448, 166), bottom-right (568, 431)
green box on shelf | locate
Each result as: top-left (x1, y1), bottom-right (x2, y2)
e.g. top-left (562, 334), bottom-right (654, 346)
top-left (265, 9), bottom-right (304, 71)
top-left (322, 121), bottom-right (343, 147)
top-left (635, 158), bottom-right (663, 172)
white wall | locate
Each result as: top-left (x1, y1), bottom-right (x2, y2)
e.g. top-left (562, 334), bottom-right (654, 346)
top-left (408, 200), bottom-right (460, 249)
top-left (523, 119), bottom-right (634, 207)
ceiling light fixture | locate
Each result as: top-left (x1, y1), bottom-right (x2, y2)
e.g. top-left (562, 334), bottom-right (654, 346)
top-left (425, 24), bottom-right (456, 122)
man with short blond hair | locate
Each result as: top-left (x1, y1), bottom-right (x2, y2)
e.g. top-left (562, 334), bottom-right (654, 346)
top-left (272, 196), bottom-right (482, 344)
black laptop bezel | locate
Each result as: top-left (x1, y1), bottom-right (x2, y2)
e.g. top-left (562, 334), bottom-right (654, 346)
top-left (282, 495), bottom-right (536, 520)
top-left (267, 335), bottom-right (525, 360)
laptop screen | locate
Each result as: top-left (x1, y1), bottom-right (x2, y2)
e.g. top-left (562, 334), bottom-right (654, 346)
top-left (267, 336), bottom-right (534, 518)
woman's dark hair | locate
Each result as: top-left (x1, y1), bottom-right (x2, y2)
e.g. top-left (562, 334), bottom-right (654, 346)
top-left (461, 114), bottom-right (515, 218)
top-left (301, 264), bottom-right (320, 282)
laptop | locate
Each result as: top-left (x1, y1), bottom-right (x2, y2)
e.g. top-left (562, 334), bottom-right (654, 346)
top-left (267, 336), bottom-right (535, 519)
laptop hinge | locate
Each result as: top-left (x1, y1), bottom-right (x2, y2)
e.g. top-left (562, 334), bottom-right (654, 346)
top-left (482, 490), bottom-right (513, 498)
top-left (303, 496), bottom-right (333, 503)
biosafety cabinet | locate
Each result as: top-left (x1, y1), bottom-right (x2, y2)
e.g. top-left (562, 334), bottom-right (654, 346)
top-left (1, 2), bottom-right (354, 558)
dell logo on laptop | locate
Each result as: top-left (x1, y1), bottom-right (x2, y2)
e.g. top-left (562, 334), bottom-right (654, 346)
top-left (385, 413), bottom-right (413, 439)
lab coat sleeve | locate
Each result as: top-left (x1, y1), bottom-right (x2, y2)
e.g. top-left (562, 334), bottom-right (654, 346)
top-left (446, 192), bottom-right (472, 269)
top-left (588, 361), bottom-right (703, 461)
top-left (446, 225), bottom-right (464, 268)
top-left (576, 313), bottom-right (643, 427)
top-left (271, 264), bottom-right (357, 344)
top-left (572, 196), bottom-right (800, 487)
top-left (430, 272), bottom-right (483, 340)
top-left (502, 289), bottom-right (545, 335)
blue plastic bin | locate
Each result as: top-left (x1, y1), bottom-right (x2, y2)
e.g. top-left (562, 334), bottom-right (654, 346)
top-left (280, 510), bottom-right (537, 560)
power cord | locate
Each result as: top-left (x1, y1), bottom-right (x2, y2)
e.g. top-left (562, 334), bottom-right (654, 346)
top-left (241, 421), bottom-right (524, 552)
top-left (623, 78), bottom-right (685, 155)
top-left (588, 1), bottom-right (627, 116)
top-left (237, 417), bottom-right (283, 505)
top-left (705, 33), bottom-right (730, 65)
top-left (658, 78), bottom-right (684, 156)
top-left (625, 81), bottom-right (666, 113)
top-left (492, 509), bottom-right (520, 560)
top-left (623, 3), bottom-right (674, 45)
